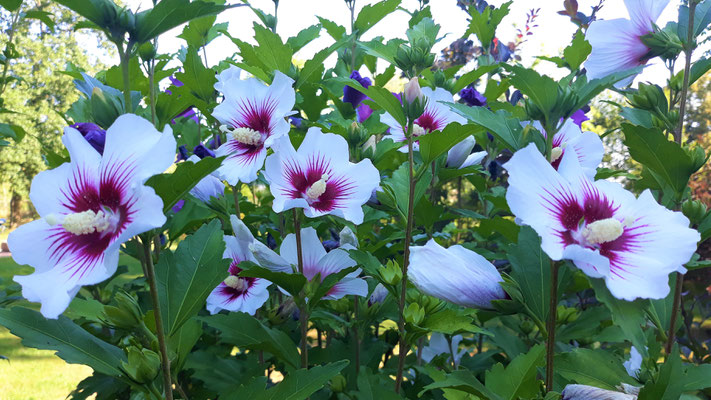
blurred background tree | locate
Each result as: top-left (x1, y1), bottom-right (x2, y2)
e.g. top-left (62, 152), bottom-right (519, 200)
top-left (0, 1), bottom-right (108, 227)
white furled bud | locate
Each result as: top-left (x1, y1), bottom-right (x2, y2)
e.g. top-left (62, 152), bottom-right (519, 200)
top-left (404, 77), bottom-right (424, 104)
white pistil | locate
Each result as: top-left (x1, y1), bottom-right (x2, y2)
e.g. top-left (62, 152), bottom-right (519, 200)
top-left (582, 218), bottom-right (624, 244)
top-left (306, 174), bottom-right (329, 200)
top-left (60, 210), bottom-right (112, 235)
top-left (224, 275), bottom-right (246, 291)
top-left (550, 147), bottom-right (563, 162)
top-left (411, 124), bottom-right (426, 137)
top-left (220, 125), bottom-right (262, 146)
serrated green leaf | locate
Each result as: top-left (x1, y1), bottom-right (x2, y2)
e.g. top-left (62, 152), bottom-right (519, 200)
top-left (157, 220), bottom-right (230, 336)
top-left (238, 261), bottom-right (306, 298)
top-left (0, 0), bottom-right (22, 11)
top-left (0, 307), bottom-right (127, 377)
top-left (133, 0), bottom-right (229, 43)
top-left (418, 122), bottom-right (482, 164)
top-left (354, 0), bottom-right (400, 35)
top-left (201, 312), bottom-right (301, 369)
top-left (286, 24), bottom-right (321, 53)
top-left (555, 348), bottom-right (637, 391)
top-left (484, 345), bottom-right (545, 400)
top-left (447, 103), bottom-right (528, 150)
top-left (146, 156), bottom-right (223, 213)
top-left (563, 29), bottom-right (591, 71)
top-left (590, 278), bottom-right (649, 356)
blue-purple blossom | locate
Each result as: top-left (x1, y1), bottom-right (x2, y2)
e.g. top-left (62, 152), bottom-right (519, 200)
top-left (343, 71), bottom-right (371, 108)
top-left (459, 87), bottom-right (487, 107)
top-left (571, 108), bottom-right (590, 128)
top-left (177, 145), bottom-right (190, 161)
top-left (193, 143), bottom-right (216, 159)
top-left (71, 122), bottom-right (106, 154)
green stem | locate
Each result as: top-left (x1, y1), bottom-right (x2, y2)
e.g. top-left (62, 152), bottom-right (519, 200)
top-left (273, 0), bottom-right (279, 33)
top-left (118, 43), bottom-right (134, 114)
top-left (148, 59), bottom-right (157, 126)
top-left (545, 261), bottom-right (559, 393)
top-left (141, 238), bottom-right (174, 400)
top-left (395, 119), bottom-right (416, 393)
top-left (667, 0), bottom-right (696, 357)
top-left (354, 296), bottom-right (360, 376)
top-left (349, 0), bottom-right (357, 69)
top-left (232, 184), bottom-right (241, 218)
top-left (293, 209), bottom-right (308, 368)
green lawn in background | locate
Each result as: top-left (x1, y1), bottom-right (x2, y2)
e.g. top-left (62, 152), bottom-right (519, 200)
top-left (0, 253), bottom-right (141, 400)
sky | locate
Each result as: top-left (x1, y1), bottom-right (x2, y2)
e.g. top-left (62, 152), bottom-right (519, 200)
top-left (122, 0), bottom-right (685, 86)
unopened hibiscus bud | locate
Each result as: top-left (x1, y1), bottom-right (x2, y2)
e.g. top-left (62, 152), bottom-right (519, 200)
top-left (117, 7), bottom-right (136, 33)
top-left (90, 87), bottom-right (123, 129)
top-left (686, 144), bottom-right (707, 172)
top-left (379, 259), bottom-right (402, 286)
top-left (368, 283), bottom-right (388, 306)
top-left (330, 374), bottom-right (347, 393)
top-left (628, 83), bottom-right (667, 111)
top-left (339, 226), bottom-right (358, 249)
top-left (404, 303), bottom-right (425, 325)
top-left (682, 199), bottom-right (707, 225)
top-left (101, 290), bottom-right (143, 330)
top-left (121, 346), bottom-right (161, 384)
top-left (138, 42), bottom-right (156, 62)
top-left (404, 77), bottom-right (424, 104)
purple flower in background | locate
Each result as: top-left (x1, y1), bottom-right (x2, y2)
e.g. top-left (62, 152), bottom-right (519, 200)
top-left (71, 122), bottom-right (106, 154)
top-left (166, 74), bottom-right (199, 124)
top-left (356, 103), bottom-right (373, 123)
top-left (344, 71), bottom-right (371, 108)
top-left (459, 87), bottom-right (487, 107)
top-left (207, 135), bottom-right (222, 150)
top-left (193, 143), bottom-right (216, 159)
top-left (290, 116), bottom-right (303, 129)
top-left (505, 143), bottom-right (699, 300)
top-left (172, 199), bottom-right (185, 213)
top-left (571, 109), bottom-right (590, 128)
top-left (177, 145), bottom-right (189, 162)
top-left (8, 115), bottom-right (175, 318)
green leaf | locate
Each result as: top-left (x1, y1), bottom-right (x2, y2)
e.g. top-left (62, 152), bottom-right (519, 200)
top-left (156, 220), bottom-right (230, 336)
top-left (257, 360), bottom-right (349, 400)
top-left (317, 17), bottom-right (346, 40)
top-left (506, 64), bottom-right (559, 120)
top-left (382, 160), bottom-right (432, 216)
top-left (354, 0), bottom-right (400, 35)
top-left (340, 77), bottom-right (406, 126)
top-left (252, 23), bottom-right (294, 74)
top-left (174, 46), bottom-right (217, 104)
top-left (590, 278), bottom-right (649, 356)
top-left (0, 0), bottom-right (22, 11)
top-left (133, 0), bottom-right (230, 43)
top-left (506, 227), bottom-right (555, 323)
top-left (418, 123), bottom-right (481, 164)
top-left (201, 312), bottom-right (301, 369)
top-left (24, 10), bottom-right (56, 30)
top-left (555, 348), bottom-right (637, 391)
top-left (420, 370), bottom-right (503, 400)
top-left (419, 308), bottom-right (484, 335)
top-left (484, 345), bottom-right (544, 400)
top-left (178, 15), bottom-right (226, 48)
top-left (563, 30), bottom-right (591, 71)
top-left (622, 123), bottom-right (696, 198)
top-left (447, 103), bottom-right (527, 150)
top-left (296, 34), bottom-right (351, 88)
top-left (54, 0), bottom-right (116, 31)
top-left (146, 156), bottom-right (223, 213)
top-left (681, 363), bottom-right (711, 391)
top-left (359, 38), bottom-right (406, 66)
top-left (238, 262), bottom-right (306, 298)
top-left (405, 17), bottom-right (440, 50)
top-left (286, 24), bottom-right (321, 52)
top-left (453, 65), bottom-right (498, 92)
top-left (639, 344), bottom-right (684, 400)
top-left (465, 1), bottom-right (511, 47)
top-left (0, 307), bottom-right (127, 377)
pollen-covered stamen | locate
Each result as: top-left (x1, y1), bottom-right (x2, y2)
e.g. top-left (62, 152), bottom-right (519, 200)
top-left (411, 124), bottom-right (426, 137)
top-left (550, 147), bottom-right (563, 162)
top-left (582, 218), bottom-right (624, 244)
top-left (306, 174), bottom-right (329, 200)
top-left (221, 125), bottom-right (262, 146)
top-left (224, 275), bottom-right (246, 291)
top-left (53, 210), bottom-right (113, 235)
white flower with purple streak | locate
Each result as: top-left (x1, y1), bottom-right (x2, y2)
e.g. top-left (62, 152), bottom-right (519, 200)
top-left (585, 0), bottom-right (670, 88)
top-left (206, 215), bottom-right (270, 315)
top-left (213, 71), bottom-right (295, 185)
top-left (382, 87), bottom-right (466, 152)
top-left (531, 119), bottom-right (604, 179)
top-left (264, 127), bottom-right (380, 225)
top-left (250, 227), bottom-right (368, 300)
top-left (505, 143), bottom-right (699, 300)
top-left (8, 114), bottom-right (175, 318)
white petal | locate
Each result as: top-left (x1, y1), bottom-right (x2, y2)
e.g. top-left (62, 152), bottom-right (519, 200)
top-left (101, 114), bottom-right (176, 183)
top-left (504, 144), bottom-right (584, 260)
top-left (230, 215), bottom-right (256, 244)
top-left (114, 184), bottom-right (167, 245)
top-left (279, 228), bottom-right (326, 273)
top-left (585, 19), bottom-right (648, 86)
top-left (214, 65), bottom-right (242, 93)
top-left (604, 189), bottom-right (699, 300)
top-left (317, 248), bottom-right (357, 277)
top-left (623, 346), bottom-right (643, 378)
top-left (562, 384), bottom-right (636, 400)
top-left (566, 131), bottom-right (604, 178)
top-left (339, 226), bottom-right (358, 248)
top-left (215, 142), bottom-right (267, 185)
top-left (206, 278), bottom-right (270, 315)
top-left (625, 0), bottom-right (669, 31)
top-left (562, 244), bottom-right (610, 278)
top-left (446, 136), bottom-right (476, 168)
top-left (459, 151), bottom-right (487, 169)
top-left (296, 127), bottom-right (350, 169)
top-left (324, 276), bottom-right (368, 300)
top-left (190, 174), bottom-right (225, 203)
top-left (250, 241), bottom-right (291, 273)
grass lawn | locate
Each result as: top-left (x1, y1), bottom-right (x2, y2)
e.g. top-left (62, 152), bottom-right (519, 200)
top-left (0, 253), bottom-right (141, 400)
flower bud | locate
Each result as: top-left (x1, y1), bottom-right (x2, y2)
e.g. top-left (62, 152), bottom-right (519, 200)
top-left (379, 259), bottom-right (402, 286)
top-left (138, 42), bottom-right (157, 62)
top-left (628, 83), bottom-right (667, 112)
top-left (640, 25), bottom-right (683, 61)
top-left (90, 87), bottom-right (123, 129)
top-left (404, 302), bottom-right (425, 325)
top-left (121, 346), bottom-right (161, 384)
top-left (368, 283), bottom-right (389, 306)
top-left (330, 374), bottom-right (347, 393)
top-left (404, 77), bottom-right (424, 105)
top-left (339, 226), bottom-right (358, 249)
top-left (101, 290), bottom-right (143, 330)
top-left (682, 199), bottom-right (707, 225)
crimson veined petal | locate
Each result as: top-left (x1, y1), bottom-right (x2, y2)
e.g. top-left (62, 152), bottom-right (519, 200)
top-left (8, 114), bottom-right (173, 318)
top-left (505, 144), bottom-right (699, 300)
top-left (265, 128), bottom-right (380, 225)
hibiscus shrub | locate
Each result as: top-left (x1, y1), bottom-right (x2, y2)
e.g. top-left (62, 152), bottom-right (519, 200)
top-left (2, 0), bottom-right (711, 399)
